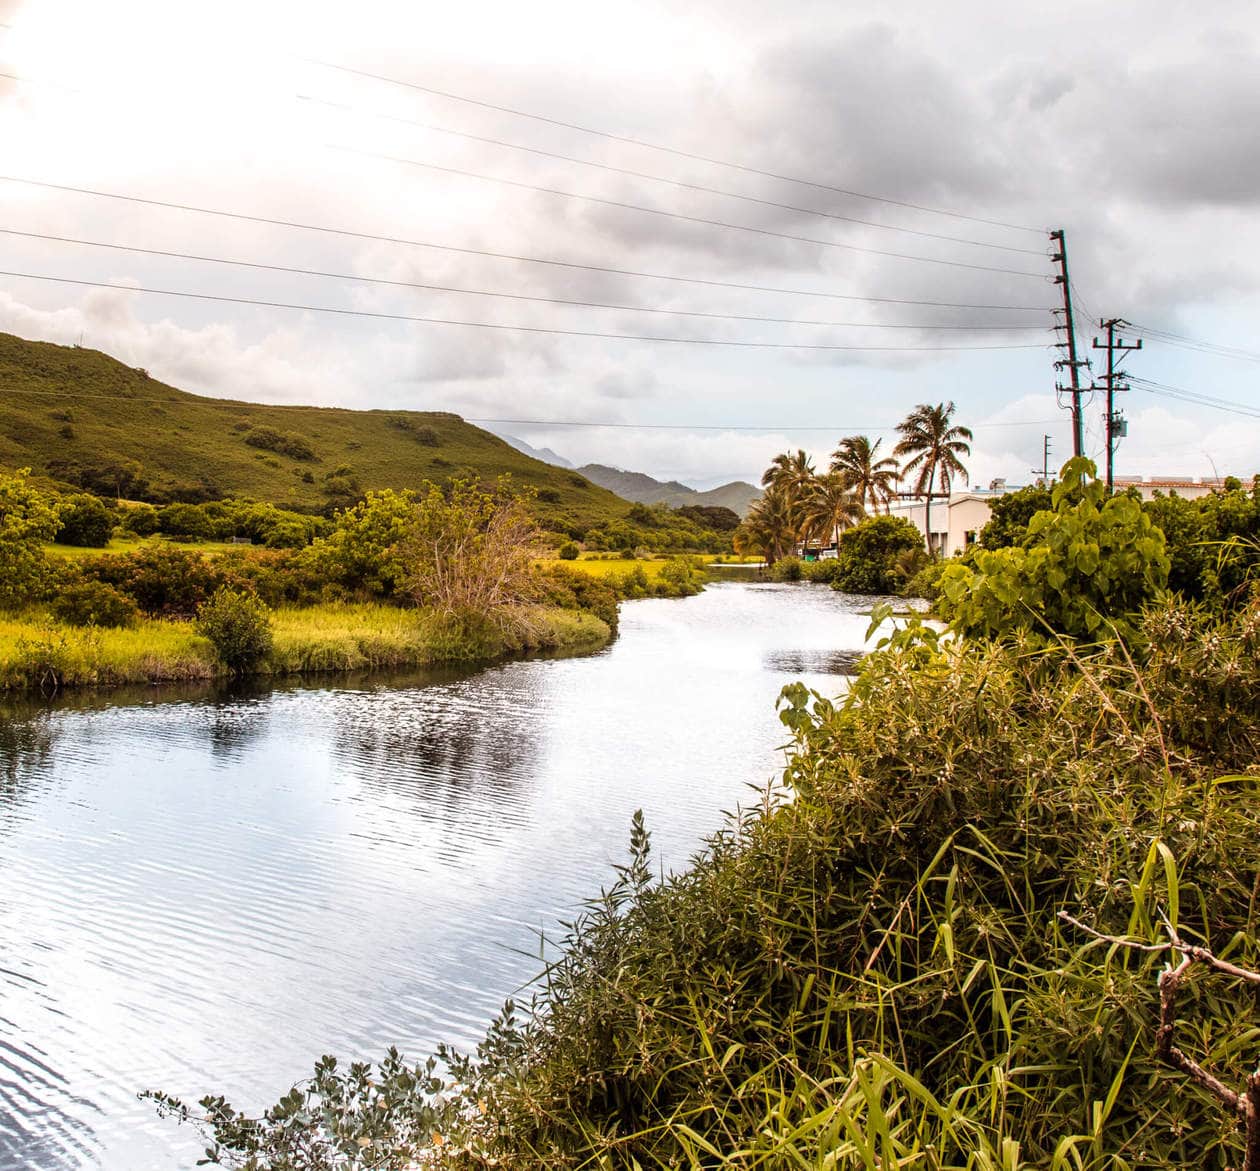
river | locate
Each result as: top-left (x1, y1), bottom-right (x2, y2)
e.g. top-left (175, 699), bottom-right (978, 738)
top-left (0, 582), bottom-right (885, 1170)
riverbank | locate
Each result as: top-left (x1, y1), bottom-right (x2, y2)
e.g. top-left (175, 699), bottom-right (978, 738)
top-left (0, 602), bottom-right (611, 691)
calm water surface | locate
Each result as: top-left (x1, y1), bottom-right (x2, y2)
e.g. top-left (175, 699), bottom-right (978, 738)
top-left (0, 582), bottom-right (885, 1169)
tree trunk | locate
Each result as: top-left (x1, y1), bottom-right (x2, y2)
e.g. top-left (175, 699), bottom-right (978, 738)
top-left (923, 464), bottom-right (935, 556)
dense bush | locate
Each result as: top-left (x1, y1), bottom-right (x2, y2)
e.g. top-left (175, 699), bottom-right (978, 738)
top-left (84, 545), bottom-right (225, 617)
top-left (557, 541), bottom-right (579, 561)
top-left (535, 565), bottom-right (619, 633)
top-left (195, 587), bottom-right (274, 674)
top-left (0, 469), bottom-right (61, 609)
top-left (54, 493), bottom-right (114, 547)
top-left (243, 426), bottom-right (317, 462)
top-left (976, 481), bottom-right (1053, 548)
top-left (50, 580), bottom-right (139, 628)
top-left (829, 513), bottom-right (926, 594)
top-left (120, 501), bottom-right (160, 536)
top-left (307, 489), bottom-right (417, 599)
top-left (939, 458), bottom-right (1169, 640)
top-left (158, 502), bottom-right (214, 541)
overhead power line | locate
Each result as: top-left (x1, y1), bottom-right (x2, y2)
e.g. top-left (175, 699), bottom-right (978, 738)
top-left (0, 384), bottom-right (1058, 431)
top-left (1131, 326), bottom-right (1260, 365)
top-left (0, 270), bottom-right (1055, 352)
top-left (300, 95), bottom-right (1044, 257)
top-left (1129, 376), bottom-right (1260, 420)
top-left (337, 144), bottom-right (1050, 279)
top-left (0, 229), bottom-right (1048, 332)
top-left (302, 56), bottom-right (1045, 235)
top-left (0, 176), bottom-right (1053, 312)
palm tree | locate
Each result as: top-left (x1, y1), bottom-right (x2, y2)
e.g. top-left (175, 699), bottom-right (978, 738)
top-left (830, 435), bottom-right (900, 514)
top-left (760, 449), bottom-right (816, 544)
top-left (799, 473), bottom-right (865, 553)
top-left (734, 484), bottom-right (796, 565)
top-left (893, 402), bottom-right (973, 556)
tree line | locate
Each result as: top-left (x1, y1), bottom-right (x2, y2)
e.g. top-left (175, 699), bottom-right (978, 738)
top-left (734, 401), bottom-right (973, 563)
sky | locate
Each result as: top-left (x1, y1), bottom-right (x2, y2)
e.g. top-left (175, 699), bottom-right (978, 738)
top-left (1, 0), bottom-right (1258, 488)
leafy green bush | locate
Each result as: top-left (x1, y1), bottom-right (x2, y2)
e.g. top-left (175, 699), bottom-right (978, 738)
top-left (306, 489), bottom-right (417, 598)
top-left (557, 541), bottom-right (579, 561)
top-left (656, 556), bottom-right (706, 597)
top-left (829, 514), bottom-right (926, 594)
top-left (157, 503), bottom-right (214, 541)
top-left (938, 458), bottom-right (1169, 639)
top-left (243, 426), bottom-right (316, 462)
top-left (84, 545), bottom-right (225, 617)
top-left (51, 580), bottom-right (139, 628)
top-left (535, 565), bottom-right (619, 632)
top-left (196, 587), bottom-right (274, 674)
top-left (54, 493), bottom-right (114, 547)
top-left (768, 554), bottom-right (803, 581)
top-left (976, 482), bottom-right (1053, 549)
top-left (120, 502), bottom-right (160, 536)
top-left (0, 469), bottom-right (61, 610)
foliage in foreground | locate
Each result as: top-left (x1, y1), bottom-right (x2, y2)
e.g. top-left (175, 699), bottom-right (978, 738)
top-left (158, 597), bottom-right (1260, 1169)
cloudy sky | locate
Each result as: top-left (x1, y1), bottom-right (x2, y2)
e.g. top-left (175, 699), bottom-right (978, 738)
top-left (1, 0), bottom-right (1258, 487)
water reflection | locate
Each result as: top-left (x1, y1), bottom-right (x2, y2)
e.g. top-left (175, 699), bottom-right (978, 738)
top-left (0, 583), bottom-right (881, 1170)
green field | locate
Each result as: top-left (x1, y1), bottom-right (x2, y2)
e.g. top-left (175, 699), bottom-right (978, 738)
top-left (0, 332), bottom-right (632, 531)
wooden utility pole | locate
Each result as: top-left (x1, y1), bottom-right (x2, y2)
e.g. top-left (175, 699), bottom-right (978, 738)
top-left (1030, 434), bottom-right (1053, 485)
top-left (1092, 319), bottom-right (1142, 491)
top-left (1049, 230), bottom-right (1089, 457)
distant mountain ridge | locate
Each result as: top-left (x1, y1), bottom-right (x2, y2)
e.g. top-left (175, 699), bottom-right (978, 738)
top-left (576, 463), bottom-right (762, 517)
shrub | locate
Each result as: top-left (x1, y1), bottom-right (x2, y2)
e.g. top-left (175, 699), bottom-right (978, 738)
top-left (769, 555), bottom-right (803, 582)
top-left (830, 514), bottom-right (926, 594)
top-left (938, 457), bottom-right (1170, 640)
top-left (157, 503), bottom-right (213, 541)
top-left (403, 479), bottom-right (540, 628)
top-left (243, 426), bottom-right (316, 462)
top-left (306, 488), bottom-right (417, 598)
top-left (656, 556), bottom-right (706, 597)
top-left (120, 502), bottom-right (160, 536)
top-left (196, 587), bottom-right (273, 674)
top-left (537, 488), bottom-right (561, 504)
top-left (535, 565), bottom-right (619, 632)
top-left (51, 581), bottom-right (138, 628)
top-left (557, 541), bottom-right (579, 561)
top-left (54, 493), bottom-right (114, 547)
top-left (84, 545), bottom-right (224, 617)
top-left (0, 469), bottom-right (61, 610)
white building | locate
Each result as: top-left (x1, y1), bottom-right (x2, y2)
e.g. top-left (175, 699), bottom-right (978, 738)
top-left (888, 490), bottom-right (1006, 558)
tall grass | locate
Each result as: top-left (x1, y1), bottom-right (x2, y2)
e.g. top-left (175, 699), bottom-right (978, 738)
top-left (0, 603), bottom-right (610, 690)
top-left (421, 598), bottom-right (1260, 1169)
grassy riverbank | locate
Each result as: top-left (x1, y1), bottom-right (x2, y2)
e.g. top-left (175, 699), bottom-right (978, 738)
top-left (0, 603), bottom-right (610, 690)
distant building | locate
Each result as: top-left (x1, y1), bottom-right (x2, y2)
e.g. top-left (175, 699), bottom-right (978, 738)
top-left (1111, 475), bottom-right (1227, 501)
top-left (888, 489), bottom-right (1010, 558)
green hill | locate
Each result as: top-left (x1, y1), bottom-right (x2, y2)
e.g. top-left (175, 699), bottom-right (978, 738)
top-left (0, 332), bottom-right (635, 533)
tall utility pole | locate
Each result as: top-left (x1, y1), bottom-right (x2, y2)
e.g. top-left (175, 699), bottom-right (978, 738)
top-left (1049, 230), bottom-right (1088, 457)
top-left (1092, 319), bottom-right (1142, 491)
top-left (1031, 434), bottom-right (1053, 485)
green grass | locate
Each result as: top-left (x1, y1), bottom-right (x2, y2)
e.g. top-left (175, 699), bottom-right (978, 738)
top-left (43, 535), bottom-right (244, 559)
top-left (0, 603), bottom-right (610, 690)
top-left (538, 556), bottom-right (677, 581)
top-left (0, 331), bottom-right (633, 531)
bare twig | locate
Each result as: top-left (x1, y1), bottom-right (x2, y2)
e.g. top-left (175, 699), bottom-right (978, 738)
top-left (1059, 909), bottom-right (1260, 1170)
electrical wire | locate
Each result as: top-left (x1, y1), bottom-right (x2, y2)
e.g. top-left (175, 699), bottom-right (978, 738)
top-left (300, 95), bottom-right (1044, 256)
top-left (0, 229), bottom-right (1049, 332)
top-left (0, 270), bottom-right (1056, 352)
top-left (1129, 377), bottom-right (1260, 420)
top-left (301, 56), bottom-right (1046, 235)
top-left (0, 383), bottom-right (1059, 430)
top-left (336, 144), bottom-right (1051, 279)
top-left (0, 176), bottom-right (1054, 312)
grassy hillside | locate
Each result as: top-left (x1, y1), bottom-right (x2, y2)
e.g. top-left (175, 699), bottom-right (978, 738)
top-left (577, 462), bottom-right (762, 515)
top-left (0, 332), bottom-right (634, 533)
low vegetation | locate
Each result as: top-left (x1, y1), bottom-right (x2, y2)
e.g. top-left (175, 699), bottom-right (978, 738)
top-left (150, 458), bottom-right (1260, 1170)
